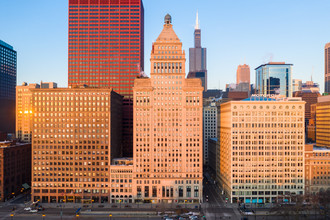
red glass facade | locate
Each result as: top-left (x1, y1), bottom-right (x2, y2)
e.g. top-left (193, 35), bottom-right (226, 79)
top-left (68, 0), bottom-right (144, 157)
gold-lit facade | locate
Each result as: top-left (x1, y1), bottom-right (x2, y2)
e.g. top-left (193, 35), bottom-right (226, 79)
top-left (316, 96), bottom-right (330, 148)
top-left (132, 15), bottom-right (203, 203)
top-left (31, 87), bottom-right (122, 203)
top-left (219, 98), bottom-right (305, 204)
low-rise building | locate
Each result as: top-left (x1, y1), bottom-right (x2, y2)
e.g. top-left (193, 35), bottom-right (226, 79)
top-left (305, 144), bottom-right (330, 195)
top-left (0, 141), bottom-right (31, 202)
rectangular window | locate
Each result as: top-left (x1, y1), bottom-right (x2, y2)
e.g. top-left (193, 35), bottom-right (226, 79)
top-left (186, 186), bottom-right (191, 197)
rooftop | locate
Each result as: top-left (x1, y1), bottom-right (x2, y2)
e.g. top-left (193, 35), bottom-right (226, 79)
top-left (0, 40), bottom-right (14, 50)
top-left (255, 62), bottom-right (293, 70)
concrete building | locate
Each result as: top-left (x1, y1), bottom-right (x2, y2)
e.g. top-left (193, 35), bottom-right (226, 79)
top-left (292, 79), bottom-right (302, 92)
top-left (188, 12), bottom-right (207, 91)
top-left (316, 95), bottom-right (330, 149)
top-left (307, 104), bottom-right (317, 142)
top-left (255, 62), bottom-right (293, 97)
top-left (208, 138), bottom-right (217, 179)
top-left (305, 144), bottom-right (330, 195)
top-left (325, 43), bottom-right (330, 93)
top-left (16, 82), bottom-right (57, 142)
top-left (236, 64), bottom-right (250, 86)
top-left (132, 14), bottom-right (203, 204)
top-left (0, 40), bottom-right (17, 133)
top-left (31, 87), bottom-right (122, 203)
top-left (0, 141), bottom-right (31, 202)
top-left (203, 102), bottom-right (217, 165)
top-left (219, 97), bottom-right (305, 204)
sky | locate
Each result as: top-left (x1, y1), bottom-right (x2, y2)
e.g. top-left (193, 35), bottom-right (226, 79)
top-left (1, 0), bottom-right (330, 92)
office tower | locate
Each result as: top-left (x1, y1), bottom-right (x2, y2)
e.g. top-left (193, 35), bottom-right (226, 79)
top-left (219, 97), bottom-right (305, 203)
top-left (203, 102), bottom-right (217, 165)
top-left (307, 104), bottom-right (317, 142)
top-left (132, 14), bottom-right (203, 203)
top-left (187, 12), bottom-right (207, 91)
top-left (236, 64), bottom-right (250, 85)
top-left (325, 43), bottom-right (330, 93)
top-left (0, 141), bottom-right (31, 202)
top-left (31, 87), bottom-right (122, 203)
top-left (255, 62), bottom-right (293, 97)
top-left (316, 95), bottom-right (330, 149)
top-left (304, 144), bottom-right (330, 195)
top-left (292, 79), bottom-right (302, 92)
top-left (68, 0), bottom-right (144, 157)
top-left (16, 82), bottom-right (57, 142)
top-left (0, 40), bottom-right (17, 133)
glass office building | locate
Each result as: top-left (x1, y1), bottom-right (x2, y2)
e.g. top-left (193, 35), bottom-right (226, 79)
top-left (255, 62), bottom-right (292, 97)
top-left (0, 40), bottom-right (17, 133)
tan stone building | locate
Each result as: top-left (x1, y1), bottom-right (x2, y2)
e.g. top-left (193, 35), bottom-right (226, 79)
top-left (132, 14), bottom-right (203, 204)
top-left (31, 87), bottom-right (122, 203)
top-left (304, 144), bottom-right (330, 195)
top-left (16, 82), bottom-right (57, 142)
top-left (219, 97), bottom-right (305, 204)
top-left (110, 158), bottom-right (133, 204)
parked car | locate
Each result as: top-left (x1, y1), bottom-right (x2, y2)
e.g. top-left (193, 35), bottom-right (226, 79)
top-left (29, 209), bottom-right (38, 213)
top-left (24, 207), bottom-right (31, 211)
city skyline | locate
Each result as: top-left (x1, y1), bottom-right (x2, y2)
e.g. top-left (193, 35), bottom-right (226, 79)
top-left (1, 0), bottom-right (330, 92)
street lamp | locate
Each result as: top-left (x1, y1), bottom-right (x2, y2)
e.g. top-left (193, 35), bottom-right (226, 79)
top-left (10, 214), bottom-right (14, 220)
top-left (119, 200), bottom-right (122, 208)
top-left (76, 214), bottom-right (79, 219)
top-left (109, 214), bottom-right (112, 220)
top-left (42, 214), bottom-right (46, 220)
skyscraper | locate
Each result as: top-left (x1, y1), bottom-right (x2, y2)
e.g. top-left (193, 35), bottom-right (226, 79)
top-left (68, 0), bottom-right (144, 157)
top-left (236, 64), bottom-right (250, 85)
top-left (203, 103), bottom-right (217, 165)
top-left (0, 40), bottom-right (17, 133)
top-left (188, 12), bottom-right (207, 91)
top-left (255, 62), bottom-right (293, 97)
top-left (325, 43), bottom-right (330, 93)
top-left (132, 14), bottom-right (203, 203)
top-left (316, 95), bottom-right (330, 149)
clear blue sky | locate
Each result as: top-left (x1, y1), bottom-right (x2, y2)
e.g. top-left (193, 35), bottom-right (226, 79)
top-left (1, 0), bottom-right (329, 92)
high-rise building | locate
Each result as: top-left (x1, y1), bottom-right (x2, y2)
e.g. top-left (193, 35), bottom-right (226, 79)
top-left (304, 144), bottom-right (330, 195)
top-left (0, 40), bottom-right (17, 133)
top-left (236, 64), bottom-right (250, 85)
top-left (316, 95), bottom-right (330, 149)
top-left (219, 97), bottom-right (305, 203)
top-left (16, 82), bottom-right (58, 142)
top-left (187, 12), bottom-right (207, 91)
top-left (0, 141), bottom-right (31, 202)
top-left (325, 43), bottom-right (330, 93)
top-left (132, 14), bottom-right (203, 203)
top-left (255, 62), bottom-right (293, 97)
top-left (31, 87), bottom-right (122, 203)
top-left (292, 79), bottom-right (302, 92)
top-left (203, 102), bottom-right (217, 165)
top-left (68, 0), bottom-right (144, 157)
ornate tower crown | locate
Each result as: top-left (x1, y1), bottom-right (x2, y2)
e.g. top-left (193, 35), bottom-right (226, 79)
top-left (164, 14), bottom-right (172, 24)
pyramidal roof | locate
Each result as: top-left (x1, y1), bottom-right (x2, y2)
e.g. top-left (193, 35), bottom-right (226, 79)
top-left (156, 14), bottom-right (180, 43)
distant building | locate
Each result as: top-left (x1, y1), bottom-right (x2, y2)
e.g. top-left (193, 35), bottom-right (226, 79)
top-left (0, 141), bottom-right (31, 202)
top-left (68, 0), bottom-right (145, 158)
top-left (132, 14), bottom-right (203, 203)
top-left (255, 62), bottom-right (293, 97)
top-left (0, 40), bottom-right (17, 133)
top-left (307, 104), bottom-right (317, 142)
top-left (31, 87), bottom-right (123, 203)
top-left (219, 97), bottom-right (305, 203)
top-left (325, 43), bottom-right (330, 93)
top-left (222, 91), bottom-right (249, 101)
top-left (188, 12), bottom-right (207, 91)
top-left (236, 64), bottom-right (250, 85)
top-left (305, 144), bottom-right (330, 195)
top-left (16, 82), bottom-right (57, 142)
top-left (208, 138), bottom-right (217, 178)
top-left (203, 103), bottom-right (217, 165)
top-left (316, 95), bottom-right (330, 149)
top-left (292, 79), bottom-right (302, 92)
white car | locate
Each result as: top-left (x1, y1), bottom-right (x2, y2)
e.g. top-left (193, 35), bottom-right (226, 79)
top-left (29, 209), bottom-right (38, 213)
top-left (24, 207), bottom-right (31, 211)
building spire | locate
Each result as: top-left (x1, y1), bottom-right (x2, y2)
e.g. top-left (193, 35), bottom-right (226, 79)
top-left (195, 11), bottom-right (199, 29)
